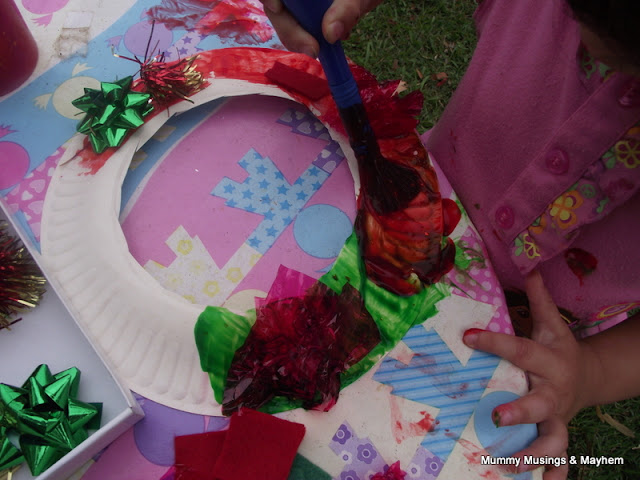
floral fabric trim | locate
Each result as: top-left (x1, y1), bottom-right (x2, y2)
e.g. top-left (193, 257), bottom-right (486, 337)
top-left (511, 122), bottom-right (640, 265)
top-left (578, 44), bottom-right (613, 84)
top-left (509, 121), bottom-right (640, 330)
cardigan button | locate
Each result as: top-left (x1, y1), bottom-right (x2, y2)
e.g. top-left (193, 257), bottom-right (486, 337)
top-left (495, 205), bottom-right (515, 229)
top-left (545, 148), bottom-right (569, 174)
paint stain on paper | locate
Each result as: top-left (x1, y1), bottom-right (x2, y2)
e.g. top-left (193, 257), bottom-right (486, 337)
top-left (389, 396), bottom-right (435, 444)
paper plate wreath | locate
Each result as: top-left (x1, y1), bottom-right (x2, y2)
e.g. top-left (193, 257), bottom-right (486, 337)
top-left (40, 48), bottom-right (460, 416)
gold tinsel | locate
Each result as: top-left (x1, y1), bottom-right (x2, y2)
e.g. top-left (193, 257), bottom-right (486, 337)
top-left (0, 222), bottom-right (46, 329)
top-left (0, 465), bottom-right (21, 480)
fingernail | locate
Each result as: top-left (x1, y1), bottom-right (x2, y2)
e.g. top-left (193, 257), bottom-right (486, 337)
top-left (300, 45), bottom-right (318, 59)
top-left (327, 21), bottom-right (345, 43)
top-left (492, 406), bottom-right (511, 427)
top-left (462, 328), bottom-right (484, 347)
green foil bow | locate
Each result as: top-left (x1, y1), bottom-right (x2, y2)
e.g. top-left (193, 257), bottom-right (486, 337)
top-left (0, 365), bottom-right (102, 476)
top-left (72, 76), bottom-right (153, 154)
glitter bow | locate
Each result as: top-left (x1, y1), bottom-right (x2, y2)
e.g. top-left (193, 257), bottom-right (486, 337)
top-left (72, 76), bottom-right (153, 154)
top-left (140, 55), bottom-right (205, 104)
top-left (0, 365), bottom-right (102, 476)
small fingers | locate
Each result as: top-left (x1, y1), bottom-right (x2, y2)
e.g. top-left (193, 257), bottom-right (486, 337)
top-left (322, 0), bottom-right (382, 43)
top-left (492, 389), bottom-right (557, 427)
top-left (264, 6), bottom-right (319, 56)
top-left (463, 329), bottom-right (557, 376)
top-left (525, 270), bottom-right (572, 342)
top-left (514, 416), bottom-right (569, 473)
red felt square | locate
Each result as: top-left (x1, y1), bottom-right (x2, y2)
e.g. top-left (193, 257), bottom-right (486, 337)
top-left (212, 409), bottom-right (306, 480)
top-left (174, 430), bottom-right (227, 480)
top-left (265, 61), bottom-right (330, 100)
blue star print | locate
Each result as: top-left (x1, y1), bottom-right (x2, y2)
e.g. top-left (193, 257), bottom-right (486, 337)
top-left (212, 148), bottom-right (330, 254)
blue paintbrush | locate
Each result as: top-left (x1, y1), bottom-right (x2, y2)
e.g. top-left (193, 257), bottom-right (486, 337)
top-left (281, 0), bottom-right (421, 214)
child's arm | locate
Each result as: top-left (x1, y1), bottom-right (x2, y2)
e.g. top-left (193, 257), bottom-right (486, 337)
top-left (259, 0), bottom-right (382, 55)
top-left (581, 312), bottom-right (640, 405)
top-left (463, 271), bottom-right (640, 479)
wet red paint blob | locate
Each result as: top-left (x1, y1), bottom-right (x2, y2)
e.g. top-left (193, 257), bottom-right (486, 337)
top-left (371, 461), bottom-right (407, 480)
top-left (564, 247), bottom-right (597, 286)
top-left (355, 134), bottom-right (458, 295)
top-left (390, 397), bottom-right (436, 444)
top-left (149, 0), bottom-right (274, 44)
top-left (222, 282), bottom-right (380, 416)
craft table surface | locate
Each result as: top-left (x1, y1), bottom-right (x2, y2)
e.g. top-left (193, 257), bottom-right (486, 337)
top-left (0, 1), bottom-right (540, 479)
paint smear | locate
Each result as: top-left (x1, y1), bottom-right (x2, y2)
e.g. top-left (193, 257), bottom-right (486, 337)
top-left (458, 438), bottom-right (515, 479)
top-left (389, 395), bottom-right (435, 444)
top-left (148, 0), bottom-right (274, 45)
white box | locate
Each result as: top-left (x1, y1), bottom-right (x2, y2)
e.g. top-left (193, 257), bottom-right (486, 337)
top-left (0, 203), bottom-right (144, 480)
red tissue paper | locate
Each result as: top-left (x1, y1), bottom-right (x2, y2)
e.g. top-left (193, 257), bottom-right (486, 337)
top-left (371, 461), bottom-right (407, 480)
top-left (222, 280), bottom-right (381, 415)
top-left (174, 408), bottom-right (306, 480)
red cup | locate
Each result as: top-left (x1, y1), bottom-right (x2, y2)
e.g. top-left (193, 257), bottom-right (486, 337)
top-left (0, 0), bottom-right (39, 96)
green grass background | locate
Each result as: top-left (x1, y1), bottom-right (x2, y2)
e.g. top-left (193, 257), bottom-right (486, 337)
top-left (342, 1), bottom-right (640, 478)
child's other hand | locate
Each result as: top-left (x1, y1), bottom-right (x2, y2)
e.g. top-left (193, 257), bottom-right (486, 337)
top-left (463, 271), bottom-right (598, 480)
top-left (259, 0), bottom-right (382, 57)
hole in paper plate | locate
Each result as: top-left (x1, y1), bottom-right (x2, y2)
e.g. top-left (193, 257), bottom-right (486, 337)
top-left (118, 94), bottom-right (356, 310)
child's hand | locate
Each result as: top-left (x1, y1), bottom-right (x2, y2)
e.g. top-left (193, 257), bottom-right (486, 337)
top-left (260, 0), bottom-right (382, 56)
top-left (463, 271), bottom-right (599, 480)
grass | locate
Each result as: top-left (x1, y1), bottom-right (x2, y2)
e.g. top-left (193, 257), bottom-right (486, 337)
top-left (343, 0), bottom-right (477, 130)
top-left (342, 1), bottom-right (640, 478)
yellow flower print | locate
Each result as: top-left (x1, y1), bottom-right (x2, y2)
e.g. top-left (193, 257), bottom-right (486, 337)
top-left (549, 190), bottom-right (584, 229)
top-left (513, 233), bottom-right (540, 259)
top-left (615, 139), bottom-right (640, 168)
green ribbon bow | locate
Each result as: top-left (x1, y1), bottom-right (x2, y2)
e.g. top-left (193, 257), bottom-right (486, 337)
top-left (72, 76), bottom-right (153, 154)
top-left (0, 365), bottom-right (102, 476)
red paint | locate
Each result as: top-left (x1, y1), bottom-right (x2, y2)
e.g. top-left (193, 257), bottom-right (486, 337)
top-left (77, 137), bottom-right (113, 175)
top-left (564, 247), bottom-right (597, 286)
top-left (458, 438), bottom-right (513, 480)
top-left (75, 45), bottom-right (459, 295)
top-left (371, 461), bottom-right (407, 480)
top-left (464, 328), bottom-right (485, 337)
top-left (197, 1), bottom-right (273, 44)
top-left (148, 0), bottom-right (213, 30)
top-left (389, 396), bottom-right (435, 444)
top-left (148, 0), bottom-right (215, 31)
top-left (148, 0), bottom-right (274, 45)
top-left (355, 131), bottom-right (459, 294)
top-left (192, 48), bottom-right (461, 294)
top-left (492, 403), bottom-right (513, 427)
top-left (442, 198), bottom-right (461, 236)
top-left (197, 48), bottom-right (460, 297)
top-left (222, 281), bottom-right (380, 415)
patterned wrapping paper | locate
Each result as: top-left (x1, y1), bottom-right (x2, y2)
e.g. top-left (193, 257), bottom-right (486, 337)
top-left (0, 1), bottom-right (540, 479)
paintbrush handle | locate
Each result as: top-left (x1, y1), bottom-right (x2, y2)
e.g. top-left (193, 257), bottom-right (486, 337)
top-left (281, 0), bottom-right (361, 108)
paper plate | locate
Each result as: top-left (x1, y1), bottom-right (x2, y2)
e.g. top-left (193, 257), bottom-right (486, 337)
top-left (40, 50), bottom-right (357, 415)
